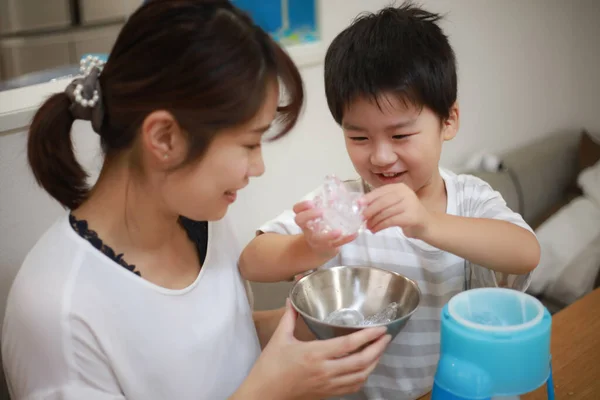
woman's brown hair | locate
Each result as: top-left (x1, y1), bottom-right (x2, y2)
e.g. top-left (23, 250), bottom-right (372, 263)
top-left (28, 0), bottom-right (303, 210)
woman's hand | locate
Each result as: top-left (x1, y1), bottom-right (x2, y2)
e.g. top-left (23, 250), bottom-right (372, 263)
top-left (237, 300), bottom-right (390, 400)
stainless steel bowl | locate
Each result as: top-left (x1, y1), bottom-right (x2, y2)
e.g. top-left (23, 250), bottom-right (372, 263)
top-left (289, 265), bottom-right (421, 340)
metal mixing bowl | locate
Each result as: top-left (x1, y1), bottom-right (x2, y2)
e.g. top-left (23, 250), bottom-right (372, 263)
top-left (289, 265), bottom-right (421, 340)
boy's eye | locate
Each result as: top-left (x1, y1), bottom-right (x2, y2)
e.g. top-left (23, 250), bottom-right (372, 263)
top-left (392, 134), bottom-right (411, 140)
top-left (245, 144), bottom-right (261, 150)
top-left (349, 136), bottom-right (368, 142)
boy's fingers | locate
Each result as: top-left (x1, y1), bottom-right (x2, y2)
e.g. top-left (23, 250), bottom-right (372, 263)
top-left (312, 230), bottom-right (342, 243)
top-left (361, 183), bottom-right (407, 204)
top-left (293, 200), bottom-right (314, 214)
top-left (295, 209), bottom-right (323, 227)
top-left (331, 233), bottom-right (358, 247)
top-left (362, 193), bottom-right (402, 220)
top-left (369, 217), bottom-right (405, 233)
top-left (366, 204), bottom-right (403, 231)
top-left (361, 186), bottom-right (389, 204)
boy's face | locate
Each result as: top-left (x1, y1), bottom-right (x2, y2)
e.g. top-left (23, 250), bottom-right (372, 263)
top-left (341, 93), bottom-right (459, 192)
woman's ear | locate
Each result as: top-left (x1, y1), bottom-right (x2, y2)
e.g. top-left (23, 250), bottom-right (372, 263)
top-left (140, 110), bottom-right (188, 168)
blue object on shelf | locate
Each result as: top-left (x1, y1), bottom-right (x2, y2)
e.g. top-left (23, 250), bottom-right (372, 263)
top-left (232, 0), bottom-right (281, 33)
top-left (232, 0), bottom-right (318, 44)
top-left (289, 0), bottom-right (317, 32)
top-left (432, 288), bottom-right (555, 400)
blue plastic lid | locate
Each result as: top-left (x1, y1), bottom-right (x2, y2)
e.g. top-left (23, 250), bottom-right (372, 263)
top-left (448, 288), bottom-right (545, 333)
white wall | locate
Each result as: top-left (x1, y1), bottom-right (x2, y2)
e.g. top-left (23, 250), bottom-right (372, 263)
top-left (1, 0), bottom-right (600, 313)
top-left (229, 0), bottom-right (600, 246)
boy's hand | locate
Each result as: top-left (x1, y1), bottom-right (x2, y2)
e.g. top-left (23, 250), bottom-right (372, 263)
top-left (293, 200), bottom-right (358, 258)
top-left (361, 183), bottom-right (433, 238)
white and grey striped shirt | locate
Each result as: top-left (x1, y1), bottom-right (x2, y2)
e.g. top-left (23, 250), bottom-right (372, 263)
top-left (258, 168), bottom-right (534, 400)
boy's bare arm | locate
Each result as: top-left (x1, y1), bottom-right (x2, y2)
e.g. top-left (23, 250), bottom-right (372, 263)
top-left (422, 213), bottom-right (540, 275)
top-left (363, 183), bottom-right (540, 276)
top-left (239, 233), bottom-right (334, 282)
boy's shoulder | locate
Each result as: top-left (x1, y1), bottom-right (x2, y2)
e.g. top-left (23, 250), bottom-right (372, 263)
top-left (441, 167), bottom-right (496, 194)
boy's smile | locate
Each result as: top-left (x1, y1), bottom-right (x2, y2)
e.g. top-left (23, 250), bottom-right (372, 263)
top-left (374, 171), bottom-right (408, 184)
top-left (341, 92), bottom-right (459, 198)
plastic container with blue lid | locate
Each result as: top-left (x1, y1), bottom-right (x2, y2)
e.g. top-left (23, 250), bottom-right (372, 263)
top-left (432, 288), bottom-right (555, 400)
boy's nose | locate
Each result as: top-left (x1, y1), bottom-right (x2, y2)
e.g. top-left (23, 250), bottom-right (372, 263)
top-left (370, 144), bottom-right (398, 167)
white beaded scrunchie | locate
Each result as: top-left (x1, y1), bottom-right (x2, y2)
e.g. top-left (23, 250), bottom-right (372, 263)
top-left (65, 55), bottom-right (107, 133)
top-left (72, 55), bottom-right (106, 109)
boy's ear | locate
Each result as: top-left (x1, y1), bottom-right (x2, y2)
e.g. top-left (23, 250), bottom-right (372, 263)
top-left (442, 102), bottom-right (459, 141)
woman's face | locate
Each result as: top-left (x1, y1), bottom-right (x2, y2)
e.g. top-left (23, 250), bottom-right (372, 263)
top-left (142, 80), bottom-right (279, 221)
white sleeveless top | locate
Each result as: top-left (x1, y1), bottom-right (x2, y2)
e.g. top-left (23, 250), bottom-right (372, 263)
top-left (2, 214), bottom-right (260, 400)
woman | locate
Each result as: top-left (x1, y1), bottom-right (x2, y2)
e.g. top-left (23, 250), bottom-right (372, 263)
top-left (1, 1), bottom-right (390, 399)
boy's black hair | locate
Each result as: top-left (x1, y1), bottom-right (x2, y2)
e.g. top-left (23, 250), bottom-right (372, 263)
top-left (324, 1), bottom-right (457, 124)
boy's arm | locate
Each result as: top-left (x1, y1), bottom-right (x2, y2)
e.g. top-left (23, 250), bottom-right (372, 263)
top-left (239, 232), bottom-right (333, 282)
top-left (363, 176), bottom-right (539, 286)
top-left (422, 214), bottom-right (540, 275)
top-left (422, 177), bottom-right (540, 278)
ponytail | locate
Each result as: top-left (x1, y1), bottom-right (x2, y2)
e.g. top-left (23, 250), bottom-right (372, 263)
top-left (27, 0), bottom-right (306, 212)
top-left (27, 93), bottom-right (89, 210)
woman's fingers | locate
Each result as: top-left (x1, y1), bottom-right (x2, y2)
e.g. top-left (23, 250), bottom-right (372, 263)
top-left (325, 357), bottom-right (381, 395)
top-left (325, 333), bottom-right (391, 375)
top-left (312, 327), bottom-right (387, 359)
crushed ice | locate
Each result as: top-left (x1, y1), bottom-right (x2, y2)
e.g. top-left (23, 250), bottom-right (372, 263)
top-left (469, 311), bottom-right (507, 326)
top-left (324, 302), bottom-right (400, 327)
top-left (307, 175), bottom-right (365, 236)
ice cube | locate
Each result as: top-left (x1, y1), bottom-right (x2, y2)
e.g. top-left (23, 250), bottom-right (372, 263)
top-left (324, 303), bottom-right (401, 327)
top-left (324, 308), bottom-right (365, 326)
top-left (362, 302), bottom-right (400, 325)
top-left (309, 175), bottom-right (365, 236)
top-left (470, 311), bottom-right (506, 326)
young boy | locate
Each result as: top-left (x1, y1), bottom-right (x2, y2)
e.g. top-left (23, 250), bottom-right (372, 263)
top-left (240, 3), bottom-right (540, 399)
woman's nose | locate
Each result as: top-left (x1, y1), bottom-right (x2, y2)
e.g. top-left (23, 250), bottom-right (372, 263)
top-left (248, 149), bottom-right (265, 178)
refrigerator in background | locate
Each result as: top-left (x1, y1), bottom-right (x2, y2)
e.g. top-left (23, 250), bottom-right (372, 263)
top-left (0, 0), bottom-right (141, 86)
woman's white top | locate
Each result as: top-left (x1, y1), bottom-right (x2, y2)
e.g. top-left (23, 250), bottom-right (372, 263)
top-left (2, 214), bottom-right (260, 400)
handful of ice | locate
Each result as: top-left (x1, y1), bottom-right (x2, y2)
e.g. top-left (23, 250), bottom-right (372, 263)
top-left (307, 175), bottom-right (365, 236)
top-left (324, 302), bottom-right (400, 327)
top-left (470, 311), bottom-right (507, 326)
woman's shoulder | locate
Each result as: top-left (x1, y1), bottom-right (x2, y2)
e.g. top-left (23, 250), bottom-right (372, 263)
top-left (3, 216), bottom-right (91, 358)
top-left (18, 215), bottom-right (83, 277)
top-left (5, 215), bottom-right (115, 330)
